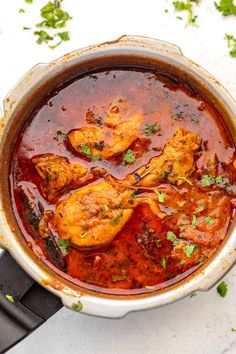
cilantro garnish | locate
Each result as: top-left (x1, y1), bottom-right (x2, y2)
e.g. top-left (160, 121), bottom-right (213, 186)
top-left (200, 174), bottom-right (215, 187)
top-left (172, 0), bottom-right (199, 25)
top-left (143, 124), bottom-right (161, 136)
top-left (110, 215), bottom-right (122, 225)
top-left (183, 244), bottom-right (197, 258)
top-left (35, 30), bottom-right (53, 44)
top-left (101, 204), bottom-right (109, 212)
top-left (215, 175), bottom-right (223, 184)
top-left (79, 143), bottom-right (91, 157)
top-left (154, 189), bottom-right (166, 203)
top-left (123, 150), bottom-right (136, 164)
top-left (191, 214), bottom-right (198, 227)
top-left (167, 231), bottom-right (177, 242)
top-left (72, 301), bottom-right (83, 312)
top-left (160, 256), bottom-right (167, 270)
top-left (5, 294), bottom-right (14, 303)
top-left (57, 239), bottom-right (70, 254)
top-left (80, 232), bottom-right (88, 239)
top-left (217, 281), bottom-right (228, 297)
top-left (25, 0), bottom-right (33, 3)
top-left (225, 34), bottom-right (236, 57)
top-left (204, 216), bottom-right (214, 224)
top-left (19, 8), bottom-right (25, 13)
top-left (215, 0), bottom-right (236, 16)
top-left (37, 1), bottom-right (72, 29)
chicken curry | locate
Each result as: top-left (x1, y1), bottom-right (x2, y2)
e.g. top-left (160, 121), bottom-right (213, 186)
top-left (10, 69), bottom-right (236, 294)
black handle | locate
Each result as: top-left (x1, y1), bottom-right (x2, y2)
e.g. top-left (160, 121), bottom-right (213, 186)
top-left (0, 251), bottom-right (63, 353)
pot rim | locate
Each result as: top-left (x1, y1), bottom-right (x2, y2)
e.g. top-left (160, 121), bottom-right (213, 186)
top-left (0, 35), bottom-right (235, 318)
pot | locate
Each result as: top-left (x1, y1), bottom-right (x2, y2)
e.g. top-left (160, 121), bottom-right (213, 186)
top-left (0, 35), bottom-right (235, 352)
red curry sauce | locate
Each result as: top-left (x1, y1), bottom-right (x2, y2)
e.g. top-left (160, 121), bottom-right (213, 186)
top-left (10, 69), bottom-right (236, 294)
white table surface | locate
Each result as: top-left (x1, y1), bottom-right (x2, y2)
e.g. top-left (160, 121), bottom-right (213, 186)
top-left (1, 1), bottom-right (236, 353)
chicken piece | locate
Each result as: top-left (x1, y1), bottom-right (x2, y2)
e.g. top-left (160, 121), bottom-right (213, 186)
top-left (67, 113), bottom-right (143, 160)
top-left (124, 128), bottom-right (202, 187)
top-left (50, 181), bottom-right (165, 248)
top-left (32, 153), bottom-right (106, 202)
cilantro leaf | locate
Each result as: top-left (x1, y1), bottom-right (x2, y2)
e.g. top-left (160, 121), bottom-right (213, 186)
top-left (173, 0), bottom-right (199, 25)
top-left (204, 216), bottom-right (214, 224)
top-left (217, 281), bottom-right (228, 297)
top-left (37, 1), bottom-right (72, 29)
top-left (57, 239), bottom-right (70, 254)
top-left (160, 256), bottom-right (167, 270)
top-left (143, 124), bottom-right (160, 136)
top-left (215, 0), bottom-right (236, 16)
top-left (183, 244), bottom-right (197, 258)
top-left (123, 150), bottom-right (136, 164)
top-left (5, 294), bottom-right (14, 303)
top-left (191, 214), bottom-right (198, 227)
top-left (154, 189), bottom-right (166, 203)
top-left (200, 174), bottom-right (215, 187)
top-left (110, 215), bottom-right (122, 225)
top-left (19, 8), bottom-right (25, 13)
top-left (79, 143), bottom-right (91, 157)
top-left (225, 34), bottom-right (236, 57)
top-left (25, 0), bottom-right (33, 3)
top-left (35, 30), bottom-right (53, 44)
top-left (167, 231), bottom-right (177, 242)
top-left (72, 301), bottom-right (83, 312)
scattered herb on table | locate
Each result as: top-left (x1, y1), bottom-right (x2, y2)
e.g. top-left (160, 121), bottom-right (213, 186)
top-left (189, 292), bottom-right (196, 298)
top-left (19, 8), bottom-right (25, 13)
top-left (231, 328), bottom-right (236, 332)
top-left (217, 281), bottom-right (228, 297)
top-left (225, 34), bottom-right (236, 57)
top-left (5, 294), bottom-right (14, 303)
top-left (72, 301), bottom-right (83, 312)
top-left (37, 1), bottom-right (72, 29)
top-left (25, 0), bottom-right (33, 3)
top-left (123, 150), bottom-right (136, 164)
top-left (172, 0), bottom-right (200, 25)
top-left (215, 0), bottom-right (236, 16)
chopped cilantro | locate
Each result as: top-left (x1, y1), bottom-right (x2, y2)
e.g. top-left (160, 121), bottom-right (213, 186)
top-left (19, 8), bottom-right (25, 13)
top-left (101, 204), bottom-right (109, 212)
top-left (217, 281), bottom-right (228, 297)
top-left (80, 232), bottom-right (88, 239)
top-left (160, 256), bottom-right (167, 270)
top-left (225, 34), bottom-right (236, 57)
top-left (72, 301), bottom-right (83, 312)
top-left (23, 26), bottom-right (31, 30)
top-left (143, 124), bottom-right (160, 136)
top-left (200, 174), bottom-right (215, 187)
top-left (204, 216), bottom-right (214, 224)
top-left (5, 294), bottom-right (14, 303)
top-left (25, 0), bottom-right (33, 3)
top-left (91, 154), bottom-right (101, 162)
top-left (154, 189), bottom-right (166, 203)
top-left (37, 1), bottom-right (72, 29)
top-left (183, 244), bottom-right (197, 258)
top-left (215, 175), bottom-right (223, 184)
top-left (191, 214), bottom-right (198, 227)
top-left (178, 176), bottom-right (193, 185)
top-left (215, 0), bottom-right (236, 16)
top-left (167, 231), bottom-right (177, 242)
top-left (190, 293), bottom-right (197, 298)
top-left (194, 201), bottom-right (205, 214)
top-left (35, 30), bottom-right (53, 44)
top-left (180, 225), bottom-right (187, 231)
top-left (81, 225), bottom-right (89, 231)
top-left (57, 31), bottom-right (70, 41)
top-left (172, 0), bottom-right (199, 25)
top-left (231, 328), bottom-right (236, 332)
top-left (123, 150), bottom-right (136, 164)
top-left (57, 239), bottom-right (70, 254)
top-left (79, 143), bottom-right (91, 157)
top-left (197, 256), bottom-right (205, 263)
top-left (110, 215), bottom-right (122, 225)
